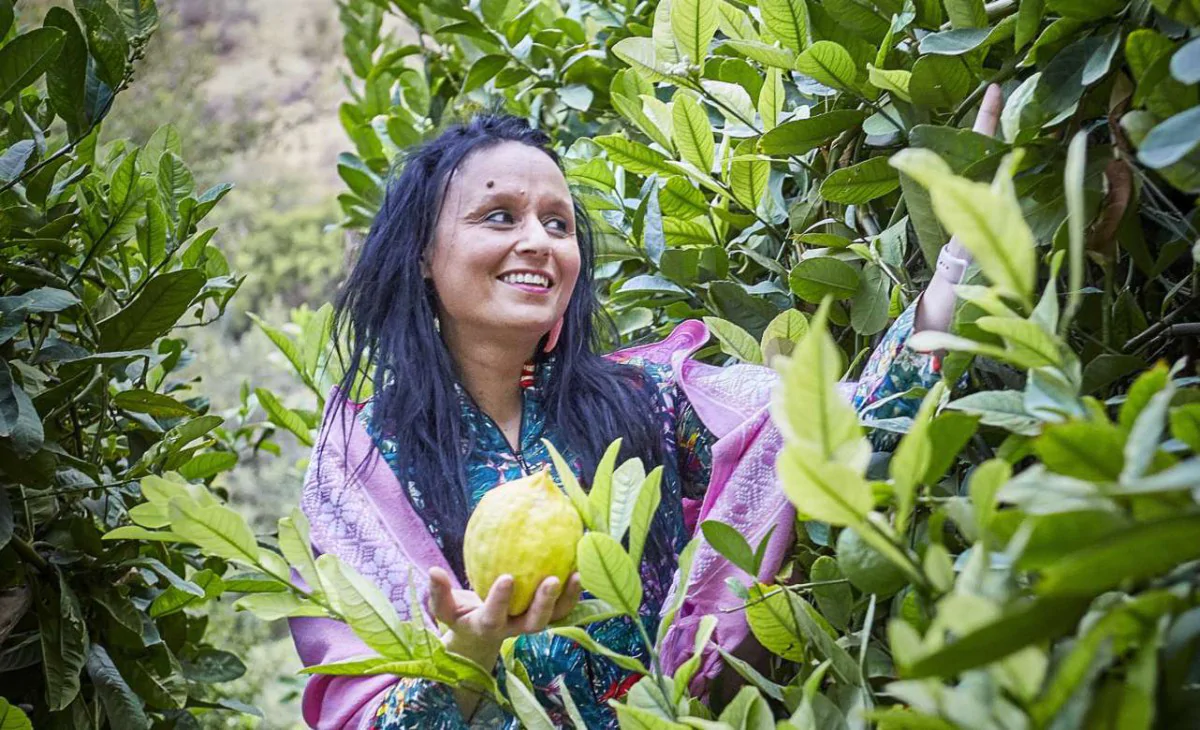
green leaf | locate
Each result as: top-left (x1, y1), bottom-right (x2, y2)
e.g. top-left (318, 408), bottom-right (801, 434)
top-left (113, 389), bottom-right (195, 418)
top-left (86, 644), bottom-right (150, 730)
top-left (595, 135), bottom-right (675, 176)
top-left (612, 37), bottom-right (680, 83)
top-left (0, 28), bottom-right (65, 104)
top-left (746, 585), bottom-right (807, 661)
top-left (613, 704), bottom-right (690, 729)
top-left (701, 519), bottom-right (757, 575)
top-left (1034, 421), bottom-right (1125, 481)
top-left (945, 0), bottom-right (987, 27)
top-left (1136, 106), bottom-right (1200, 169)
top-left (730, 139), bottom-right (769, 211)
top-left (672, 92), bottom-right (715, 174)
top-left (704, 316), bottom-right (764, 363)
top-left (181, 648), bottom-right (246, 684)
top-left (760, 110), bottom-right (865, 155)
top-left (627, 468), bottom-right (662, 568)
top-left (39, 573), bottom-right (88, 710)
top-left (759, 0), bottom-right (810, 52)
top-left (549, 627), bottom-right (650, 674)
top-left (723, 39), bottom-right (797, 69)
top-left (909, 56), bottom-right (973, 109)
top-left (76, 0), bottom-right (129, 87)
top-left (778, 445), bottom-right (873, 526)
top-left (168, 498), bottom-right (262, 567)
top-left (974, 316), bottom-right (1063, 367)
top-left (1047, 0), bottom-right (1126, 20)
top-left (576, 532), bottom-right (643, 616)
top-left (256, 387), bottom-right (315, 447)
top-left (0, 698), bottom-right (32, 730)
top-left (176, 452), bottom-right (237, 480)
top-left (810, 556), bottom-right (853, 630)
top-left (608, 458), bottom-right (648, 542)
top-left (97, 269), bottom-right (205, 351)
top-left (671, 0), bottom-right (719, 65)
top-left (821, 156), bottom-right (900, 204)
top-left (904, 596), bottom-right (1089, 678)
top-left (1036, 515), bottom-right (1200, 596)
top-left (758, 67), bottom-right (785, 130)
top-left (796, 41), bottom-right (860, 93)
top-left (891, 382), bottom-right (943, 532)
top-left (789, 258), bottom-right (860, 302)
top-left (505, 660), bottom-right (558, 729)
top-left (315, 554), bottom-right (423, 658)
top-left (280, 509), bottom-right (322, 593)
top-left (462, 54), bottom-right (507, 92)
top-left (867, 64), bottom-right (911, 102)
top-left (1170, 403), bottom-right (1200, 452)
top-left (233, 593), bottom-right (328, 621)
top-left (544, 439), bottom-right (596, 530)
top-left (850, 262), bottom-right (890, 336)
top-left (890, 149), bottom-right (1036, 305)
top-left (149, 568), bottom-right (222, 618)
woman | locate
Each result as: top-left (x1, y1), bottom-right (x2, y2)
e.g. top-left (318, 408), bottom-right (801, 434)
top-left (290, 88), bottom-right (1002, 729)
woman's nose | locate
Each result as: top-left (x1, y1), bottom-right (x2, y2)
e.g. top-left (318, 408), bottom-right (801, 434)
top-left (514, 224), bottom-right (553, 256)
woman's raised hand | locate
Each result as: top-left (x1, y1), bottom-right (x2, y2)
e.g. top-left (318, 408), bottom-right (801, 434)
top-left (427, 566), bottom-right (583, 667)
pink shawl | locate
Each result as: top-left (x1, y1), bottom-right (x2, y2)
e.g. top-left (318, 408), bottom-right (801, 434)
top-left (288, 320), bottom-right (827, 728)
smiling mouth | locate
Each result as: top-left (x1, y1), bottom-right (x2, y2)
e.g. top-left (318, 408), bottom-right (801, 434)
top-left (498, 272), bottom-right (553, 290)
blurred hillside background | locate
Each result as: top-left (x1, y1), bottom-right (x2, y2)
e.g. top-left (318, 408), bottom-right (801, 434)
top-left (24, 0), bottom-right (370, 725)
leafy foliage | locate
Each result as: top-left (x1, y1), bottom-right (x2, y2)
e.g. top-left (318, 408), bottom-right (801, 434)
top-left (0, 1), bottom-right (273, 726)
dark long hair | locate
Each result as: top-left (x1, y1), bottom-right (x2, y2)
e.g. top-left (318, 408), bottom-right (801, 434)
top-left (332, 115), bottom-right (664, 579)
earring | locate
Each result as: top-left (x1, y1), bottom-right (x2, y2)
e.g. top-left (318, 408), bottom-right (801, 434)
top-left (543, 317), bottom-right (563, 353)
top-left (433, 311), bottom-right (441, 334)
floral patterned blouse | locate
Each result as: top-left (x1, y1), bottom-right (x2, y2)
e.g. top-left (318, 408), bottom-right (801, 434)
top-left (366, 304), bottom-right (939, 729)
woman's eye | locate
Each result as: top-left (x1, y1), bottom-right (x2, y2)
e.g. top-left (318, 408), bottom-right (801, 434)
top-left (545, 218), bottom-right (570, 234)
top-left (485, 210), bottom-right (513, 224)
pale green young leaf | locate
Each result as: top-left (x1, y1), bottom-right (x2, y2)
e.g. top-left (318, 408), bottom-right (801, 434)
top-left (890, 382), bottom-right (944, 533)
top-left (718, 0), bottom-right (760, 41)
top-left (770, 302), bottom-right (870, 466)
top-left (255, 387), bottom-right (315, 446)
top-left (102, 526), bottom-right (184, 542)
top-left (608, 458), bottom-right (647, 541)
top-left (301, 303), bottom-right (334, 377)
top-left (247, 312), bottom-right (317, 393)
top-left (704, 316), bottom-right (764, 363)
top-left (550, 627), bottom-right (650, 674)
top-left (1062, 132), bottom-right (1086, 334)
top-left (890, 149), bottom-right (1036, 305)
top-left (505, 658), bottom-right (557, 730)
top-left (543, 439), bottom-right (596, 529)
top-left (701, 79), bottom-right (755, 125)
top-left (759, 0), bottom-right (810, 52)
top-left (746, 584), bottom-right (807, 661)
top-left (612, 37), bottom-right (676, 83)
top-left (628, 470), bottom-right (665, 570)
top-left (778, 444), bottom-right (873, 526)
top-left (576, 532), bottom-right (643, 616)
top-left (758, 68), bottom-right (785, 130)
top-left (762, 308), bottom-right (809, 351)
top-left (587, 438), bottom-right (623, 534)
top-left (723, 39), bottom-right (797, 69)
top-left (973, 317), bottom-right (1063, 368)
top-left (657, 538), bottom-right (699, 645)
top-left (279, 509), bottom-right (322, 593)
top-left (653, 0), bottom-right (683, 65)
top-left (671, 0), bottom-right (719, 67)
top-left (760, 110), bottom-right (866, 155)
top-left (234, 592), bottom-right (329, 621)
top-left (612, 93), bottom-right (675, 152)
top-left (613, 704), bottom-right (690, 729)
top-left (168, 498), bottom-right (262, 568)
top-left (641, 96), bottom-right (676, 148)
top-left (796, 41), bottom-right (861, 93)
top-left (315, 554), bottom-right (422, 659)
top-left (867, 64), bottom-right (912, 102)
top-left (968, 459), bottom-right (1011, 544)
top-left (595, 135), bottom-right (676, 176)
top-left (730, 139), bottom-right (769, 212)
top-left (672, 91), bottom-right (715, 173)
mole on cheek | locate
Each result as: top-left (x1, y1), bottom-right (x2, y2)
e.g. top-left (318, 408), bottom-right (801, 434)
top-left (486, 180), bottom-right (494, 188)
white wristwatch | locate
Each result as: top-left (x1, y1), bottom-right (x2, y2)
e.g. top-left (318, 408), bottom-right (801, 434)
top-left (936, 245), bottom-right (971, 284)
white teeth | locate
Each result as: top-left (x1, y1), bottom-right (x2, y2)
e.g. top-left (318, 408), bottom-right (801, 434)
top-left (501, 272), bottom-right (550, 287)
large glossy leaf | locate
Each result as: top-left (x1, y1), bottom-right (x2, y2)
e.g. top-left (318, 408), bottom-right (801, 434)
top-left (279, 509), bottom-right (322, 594)
top-left (576, 532), bottom-right (643, 616)
top-left (167, 498), bottom-right (261, 567)
top-left (76, 0), bottom-right (129, 87)
top-left (671, 0), bottom-right (719, 66)
top-left (796, 41), bottom-right (860, 93)
top-left (820, 156), bottom-right (900, 204)
top-left (0, 28), bottom-right (65, 104)
top-left (760, 110), bottom-right (864, 155)
top-left (759, 0), bottom-right (810, 52)
top-left (789, 258), bottom-right (860, 302)
top-left (704, 316), bottom-right (763, 363)
top-left (97, 269), bottom-right (205, 351)
top-left (778, 444), bottom-right (873, 525)
top-left (255, 387), bottom-right (315, 447)
top-left (672, 91), bottom-right (714, 173)
top-left (86, 644), bottom-right (150, 730)
top-left (595, 135), bottom-right (675, 176)
top-left (315, 554), bottom-right (425, 659)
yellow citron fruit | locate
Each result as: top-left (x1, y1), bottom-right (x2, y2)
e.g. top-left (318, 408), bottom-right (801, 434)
top-left (463, 468), bottom-right (584, 616)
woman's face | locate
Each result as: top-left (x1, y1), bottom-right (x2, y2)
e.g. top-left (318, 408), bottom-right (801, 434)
top-left (425, 141), bottom-right (581, 347)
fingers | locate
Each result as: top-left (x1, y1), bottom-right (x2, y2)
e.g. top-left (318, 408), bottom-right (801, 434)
top-left (428, 567), bottom-right (456, 625)
top-left (477, 575), bottom-right (514, 634)
top-left (974, 83), bottom-right (1003, 137)
top-left (550, 573), bottom-right (584, 621)
top-left (517, 576), bottom-right (562, 633)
